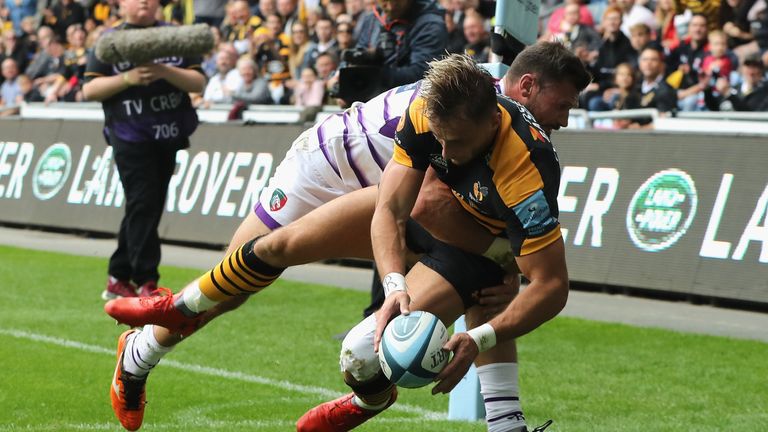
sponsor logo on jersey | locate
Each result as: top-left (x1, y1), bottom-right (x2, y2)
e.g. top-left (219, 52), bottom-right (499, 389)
top-left (32, 143), bottom-right (72, 200)
top-left (470, 181), bottom-right (488, 204)
top-left (513, 190), bottom-right (556, 236)
top-left (626, 169), bottom-right (698, 252)
top-left (269, 188), bottom-right (287, 211)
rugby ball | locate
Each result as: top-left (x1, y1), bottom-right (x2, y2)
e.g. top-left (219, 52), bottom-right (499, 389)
top-left (378, 311), bottom-right (449, 388)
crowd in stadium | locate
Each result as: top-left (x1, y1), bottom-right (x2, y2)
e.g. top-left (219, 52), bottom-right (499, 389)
top-left (0, 0), bottom-right (767, 118)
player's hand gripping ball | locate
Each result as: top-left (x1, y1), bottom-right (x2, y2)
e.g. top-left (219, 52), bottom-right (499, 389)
top-left (378, 311), bottom-right (449, 388)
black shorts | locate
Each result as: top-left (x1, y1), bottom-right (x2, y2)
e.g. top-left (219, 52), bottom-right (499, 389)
top-left (405, 220), bottom-right (505, 308)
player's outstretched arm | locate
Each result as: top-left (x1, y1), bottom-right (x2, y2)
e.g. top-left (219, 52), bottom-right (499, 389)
top-left (432, 238), bottom-right (569, 394)
top-left (371, 159), bottom-right (425, 351)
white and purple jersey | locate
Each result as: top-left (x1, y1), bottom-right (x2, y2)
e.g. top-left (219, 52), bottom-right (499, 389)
top-left (255, 82), bottom-right (423, 229)
top-left (255, 78), bottom-right (505, 229)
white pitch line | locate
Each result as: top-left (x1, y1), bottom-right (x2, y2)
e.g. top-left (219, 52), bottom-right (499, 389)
top-left (0, 328), bottom-right (448, 421)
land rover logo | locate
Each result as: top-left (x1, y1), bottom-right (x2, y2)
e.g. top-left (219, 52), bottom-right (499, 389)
top-left (626, 169), bottom-right (698, 252)
top-left (32, 143), bottom-right (72, 200)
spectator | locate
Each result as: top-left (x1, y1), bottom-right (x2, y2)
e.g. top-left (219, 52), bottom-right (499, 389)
top-left (43, 0), bottom-right (86, 41)
top-left (462, 10), bottom-right (490, 63)
top-left (232, 56), bottom-right (271, 105)
top-left (202, 44), bottom-right (242, 106)
top-left (551, 2), bottom-right (602, 52)
top-left (293, 65), bottom-right (325, 107)
top-left (618, 0), bottom-right (658, 37)
top-left (18, 16), bottom-right (38, 51)
top-left (547, 0), bottom-right (595, 37)
top-left (288, 21), bottom-right (314, 79)
top-left (702, 30), bottom-right (736, 79)
top-left (314, 51), bottom-right (338, 82)
top-left (305, 16), bottom-right (339, 64)
top-left (589, 62), bottom-right (642, 112)
top-left (29, 36), bottom-right (69, 104)
top-left (25, 26), bottom-right (54, 80)
top-left (314, 50), bottom-right (338, 103)
top-left (221, 0), bottom-right (263, 55)
top-left (335, 22), bottom-right (356, 52)
top-left (353, 0), bottom-right (447, 90)
top-left (1, 29), bottom-right (30, 74)
top-left (60, 24), bottom-right (89, 102)
top-left (632, 45), bottom-right (678, 126)
top-left (251, 13), bottom-right (291, 80)
top-left (714, 52), bottom-right (768, 110)
top-left (668, 13), bottom-right (711, 110)
top-left (0, 58), bottom-right (24, 115)
top-left (194, 0), bottom-right (227, 27)
top-left (583, 6), bottom-right (637, 108)
top-left (304, 5), bottom-right (322, 40)
top-left (629, 23), bottom-right (654, 61)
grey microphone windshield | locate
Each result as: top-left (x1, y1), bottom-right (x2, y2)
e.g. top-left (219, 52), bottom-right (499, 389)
top-left (95, 23), bottom-right (214, 65)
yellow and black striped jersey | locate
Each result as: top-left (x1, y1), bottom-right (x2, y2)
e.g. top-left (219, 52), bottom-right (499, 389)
top-left (393, 94), bottom-right (561, 256)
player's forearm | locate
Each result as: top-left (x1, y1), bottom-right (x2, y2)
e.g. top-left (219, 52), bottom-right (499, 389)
top-left (371, 204), bottom-right (409, 276)
top-left (489, 274), bottom-right (569, 342)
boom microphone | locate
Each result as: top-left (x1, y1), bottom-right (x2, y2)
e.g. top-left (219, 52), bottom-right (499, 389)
top-left (95, 23), bottom-right (214, 65)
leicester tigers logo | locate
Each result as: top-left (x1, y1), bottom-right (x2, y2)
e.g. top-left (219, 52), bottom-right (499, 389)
top-left (270, 189), bottom-right (287, 211)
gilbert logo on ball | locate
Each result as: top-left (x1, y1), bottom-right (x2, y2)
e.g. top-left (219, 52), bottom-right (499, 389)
top-left (378, 311), bottom-right (449, 388)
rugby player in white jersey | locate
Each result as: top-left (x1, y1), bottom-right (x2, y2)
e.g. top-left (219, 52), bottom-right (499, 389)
top-left (103, 43), bottom-right (590, 432)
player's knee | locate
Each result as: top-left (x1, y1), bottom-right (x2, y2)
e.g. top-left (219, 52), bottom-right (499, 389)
top-left (339, 332), bottom-right (380, 382)
top-left (339, 316), bottom-right (380, 382)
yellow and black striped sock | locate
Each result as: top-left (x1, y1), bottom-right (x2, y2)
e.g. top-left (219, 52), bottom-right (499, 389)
top-left (198, 236), bottom-right (284, 302)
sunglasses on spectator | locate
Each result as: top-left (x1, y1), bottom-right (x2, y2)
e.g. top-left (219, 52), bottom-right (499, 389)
top-left (337, 27), bottom-right (352, 34)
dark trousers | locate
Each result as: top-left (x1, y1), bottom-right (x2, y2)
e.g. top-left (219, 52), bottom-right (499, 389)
top-left (108, 139), bottom-right (180, 286)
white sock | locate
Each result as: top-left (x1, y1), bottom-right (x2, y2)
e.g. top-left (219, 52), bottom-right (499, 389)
top-left (478, 362), bottom-right (526, 432)
top-left (181, 283), bottom-right (218, 313)
top-left (122, 325), bottom-right (174, 377)
top-left (352, 395), bottom-right (391, 411)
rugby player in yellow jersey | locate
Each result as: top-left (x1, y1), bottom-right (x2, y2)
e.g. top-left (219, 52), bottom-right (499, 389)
top-left (298, 46), bottom-right (590, 431)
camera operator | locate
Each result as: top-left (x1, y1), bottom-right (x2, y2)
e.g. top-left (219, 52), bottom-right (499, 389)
top-left (333, 0), bottom-right (447, 104)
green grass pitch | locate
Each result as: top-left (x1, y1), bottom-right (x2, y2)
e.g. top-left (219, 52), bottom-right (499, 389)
top-left (0, 245), bottom-right (766, 431)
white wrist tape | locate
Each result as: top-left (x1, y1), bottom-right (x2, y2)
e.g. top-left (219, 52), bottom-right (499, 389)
top-left (466, 323), bottom-right (497, 353)
top-left (382, 272), bottom-right (407, 298)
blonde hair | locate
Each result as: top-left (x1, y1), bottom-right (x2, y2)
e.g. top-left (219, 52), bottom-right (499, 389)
top-left (420, 53), bottom-right (496, 123)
